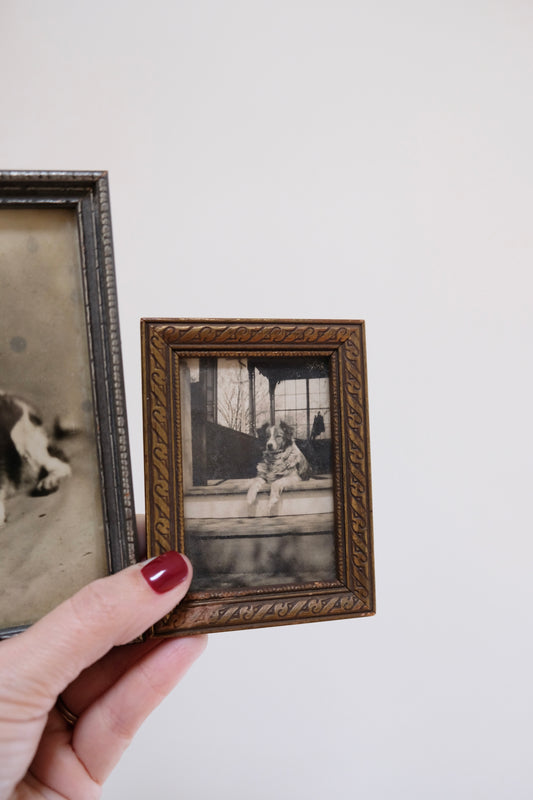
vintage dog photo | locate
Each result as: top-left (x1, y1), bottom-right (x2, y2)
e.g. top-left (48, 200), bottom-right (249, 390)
top-left (0, 208), bottom-right (108, 632)
top-left (179, 356), bottom-right (336, 591)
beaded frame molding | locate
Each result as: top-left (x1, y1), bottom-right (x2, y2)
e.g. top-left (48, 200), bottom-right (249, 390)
top-left (142, 319), bottom-right (375, 636)
top-left (0, 172), bottom-right (137, 637)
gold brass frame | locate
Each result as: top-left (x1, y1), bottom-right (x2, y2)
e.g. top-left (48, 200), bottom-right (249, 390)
top-left (142, 319), bottom-right (374, 636)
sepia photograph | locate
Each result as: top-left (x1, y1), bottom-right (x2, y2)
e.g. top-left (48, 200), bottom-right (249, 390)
top-left (0, 173), bottom-right (136, 636)
top-left (180, 355), bottom-right (336, 590)
top-left (142, 319), bottom-right (375, 636)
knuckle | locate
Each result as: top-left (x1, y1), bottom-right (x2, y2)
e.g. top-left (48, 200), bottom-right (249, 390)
top-left (136, 660), bottom-right (168, 706)
top-left (101, 701), bottom-right (138, 743)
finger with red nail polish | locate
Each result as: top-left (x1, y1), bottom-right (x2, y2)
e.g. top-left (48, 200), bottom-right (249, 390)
top-left (141, 551), bottom-right (190, 593)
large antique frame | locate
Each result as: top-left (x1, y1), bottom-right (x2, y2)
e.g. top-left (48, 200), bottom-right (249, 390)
top-left (0, 171), bottom-right (137, 637)
top-left (142, 319), bottom-right (374, 636)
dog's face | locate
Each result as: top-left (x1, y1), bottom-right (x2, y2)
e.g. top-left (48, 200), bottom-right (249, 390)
top-left (258, 421), bottom-right (294, 453)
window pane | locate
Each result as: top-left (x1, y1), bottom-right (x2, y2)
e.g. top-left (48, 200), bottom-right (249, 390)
top-left (295, 410), bottom-right (307, 438)
top-left (295, 391), bottom-right (306, 409)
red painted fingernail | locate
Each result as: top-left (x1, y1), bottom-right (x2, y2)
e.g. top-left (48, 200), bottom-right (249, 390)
top-left (141, 551), bottom-right (189, 593)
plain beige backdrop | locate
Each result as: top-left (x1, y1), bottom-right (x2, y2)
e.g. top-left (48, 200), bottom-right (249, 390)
top-left (1, 2), bottom-right (532, 798)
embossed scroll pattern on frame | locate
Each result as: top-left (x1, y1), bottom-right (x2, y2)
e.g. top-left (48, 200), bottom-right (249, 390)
top-left (142, 319), bottom-right (375, 635)
top-left (162, 585), bottom-right (367, 635)
top-left (155, 320), bottom-right (354, 348)
top-left (338, 327), bottom-right (373, 603)
top-left (143, 326), bottom-right (173, 556)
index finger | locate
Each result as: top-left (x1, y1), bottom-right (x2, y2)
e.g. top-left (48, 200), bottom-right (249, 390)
top-left (0, 551), bottom-right (192, 715)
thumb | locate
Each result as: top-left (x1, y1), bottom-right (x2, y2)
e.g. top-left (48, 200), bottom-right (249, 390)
top-left (0, 551), bottom-right (192, 716)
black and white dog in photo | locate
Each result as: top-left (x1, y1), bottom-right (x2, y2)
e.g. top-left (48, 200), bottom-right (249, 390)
top-left (0, 391), bottom-right (72, 527)
top-left (247, 420), bottom-right (310, 512)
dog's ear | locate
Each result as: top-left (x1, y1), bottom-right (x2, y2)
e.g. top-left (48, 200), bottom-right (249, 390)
top-left (256, 422), bottom-right (270, 441)
top-left (279, 420), bottom-right (294, 441)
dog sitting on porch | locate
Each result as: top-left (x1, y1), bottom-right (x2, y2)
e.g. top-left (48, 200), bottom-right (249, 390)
top-left (246, 420), bottom-right (310, 512)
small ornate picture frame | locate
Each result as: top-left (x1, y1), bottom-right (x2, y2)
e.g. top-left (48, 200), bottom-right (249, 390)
top-left (142, 319), bottom-right (374, 635)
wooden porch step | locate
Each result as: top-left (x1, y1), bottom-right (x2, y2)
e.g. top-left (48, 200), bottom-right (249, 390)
top-left (184, 476), bottom-right (334, 519)
top-left (186, 475), bottom-right (333, 495)
top-left (185, 512), bottom-right (337, 591)
top-left (185, 511), bottom-right (334, 538)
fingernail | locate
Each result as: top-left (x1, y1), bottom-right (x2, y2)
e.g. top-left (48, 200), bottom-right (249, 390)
top-left (141, 551), bottom-right (189, 593)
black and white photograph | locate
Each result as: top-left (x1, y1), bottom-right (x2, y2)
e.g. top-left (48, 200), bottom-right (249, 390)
top-left (179, 355), bottom-right (336, 590)
top-left (0, 174), bottom-right (136, 637)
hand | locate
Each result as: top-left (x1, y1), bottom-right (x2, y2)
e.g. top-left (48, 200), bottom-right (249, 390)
top-left (0, 516), bottom-right (206, 799)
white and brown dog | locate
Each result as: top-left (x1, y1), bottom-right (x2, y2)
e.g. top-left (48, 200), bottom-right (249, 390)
top-left (247, 420), bottom-right (310, 512)
top-left (0, 391), bottom-right (71, 526)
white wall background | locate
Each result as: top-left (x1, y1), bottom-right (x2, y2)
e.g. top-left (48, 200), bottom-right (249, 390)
top-left (2, 1), bottom-right (533, 797)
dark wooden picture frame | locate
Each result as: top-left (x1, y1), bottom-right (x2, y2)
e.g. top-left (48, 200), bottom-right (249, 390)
top-left (142, 319), bottom-right (374, 636)
top-left (0, 171), bottom-right (137, 637)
